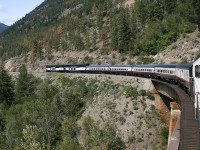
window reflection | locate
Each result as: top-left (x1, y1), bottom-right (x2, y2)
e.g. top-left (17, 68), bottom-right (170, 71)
top-left (195, 65), bottom-right (200, 78)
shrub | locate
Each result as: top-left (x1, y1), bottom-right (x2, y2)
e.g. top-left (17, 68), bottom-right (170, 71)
top-left (100, 47), bottom-right (109, 55)
top-left (139, 90), bottom-right (146, 96)
top-left (146, 91), bottom-right (155, 100)
top-left (128, 135), bottom-right (136, 143)
top-left (160, 126), bottom-right (168, 145)
top-left (107, 136), bottom-right (126, 150)
top-left (138, 56), bottom-right (154, 64)
top-left (83, 55), bottom-right (93, 64)
top-left (124, 86), bottom-right (138, 98)
top-left (119, 116), bottom-right (126, 125)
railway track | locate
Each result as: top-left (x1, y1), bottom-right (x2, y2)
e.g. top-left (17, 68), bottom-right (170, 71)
top-left (152, 80), bottom-right (200, 150)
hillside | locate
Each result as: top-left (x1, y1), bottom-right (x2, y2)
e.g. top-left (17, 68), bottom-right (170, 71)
top-left (0, 23), bottom-right (8, 33)
top-left (0, 0), bottom-right (199, 62)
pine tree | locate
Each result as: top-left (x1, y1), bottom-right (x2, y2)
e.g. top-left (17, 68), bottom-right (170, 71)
top-left (15, 64), bottom-right (36, 103)
top-left (0, 64), bottom-right (15, 107)
top-left (197, 0), bottom-right (200, 31)
top-left (117, 8), bottom-right (131, 52)
top-left (164, 0), bottom-right (177, 14)
top-left (110, 21), bottom-right (118, 50)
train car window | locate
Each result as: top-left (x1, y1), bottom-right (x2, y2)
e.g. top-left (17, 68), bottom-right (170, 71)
top-left (195, 65), bottom-right (200, 78)
top-left (71, 67), bottom-right (76, 70)
top-left (189, 67), bottom-right (193, 77)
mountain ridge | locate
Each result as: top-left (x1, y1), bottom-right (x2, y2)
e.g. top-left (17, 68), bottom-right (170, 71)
top-left (0, 23), bottom-right (8, 33)
top-left (0, 0), bottom-right (199, 64)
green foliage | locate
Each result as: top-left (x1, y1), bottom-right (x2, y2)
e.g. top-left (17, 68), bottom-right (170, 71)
top-left (20, 125), bottom-right (44, 150)
top-left (83, 55), bottom-right (93, 64)
top-left (82, 116), bottom-right (125, 150)
top-left (146, 91), bottom-right (155, 100)
top-left (107, 136), bottom-right (126, 150)
top-left (123, 85), bottom-right (138, 98)
top-left (0, 64), bottom-right (15, 107)
top-left (15, 64), bottom-right (38, 103)
top-left (138, 56), bottom-right (155, 64)
top-left (56, 137), bottom-right (80, 150)
top-left (160, 126), bottom-right (169, 145)
top-left (100, 47), bottom-right (110, 55)
top-left (139, 89), bottom-right (146, 96)
top-left (119, 116), bottom-right (126, 125)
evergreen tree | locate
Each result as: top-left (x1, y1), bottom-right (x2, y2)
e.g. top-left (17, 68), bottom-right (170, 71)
top-left (164, 0), bottom-right (177, 14)
top-left (0, 64), bottom-right (14, 148)
top-left (110, 21), bottom-right (118, 50)
top-left (15, 64), bottom-right (36, 103)
top-left (129, 7), bottom-right (137, 38)
top-left (91, 28), bottom-right (97, 51)
top-left (117, 9), bottom-right (131, 52)
top-left (196, 0), bottom-right (200, 31)
top-left (0, 64), bottom-right (15, 107)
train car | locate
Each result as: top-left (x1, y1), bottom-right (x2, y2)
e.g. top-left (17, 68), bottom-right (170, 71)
top-left (176, 63), bottom-right (192, 89)
top-left (46, 64), bottom-right (88, 72)
top-left (85, 65), bottom-right (133, 75)
top-left (154, 64), bottom-right (177, 81)
top-left (85, 65), bottom-right (110, 74)
top-left (132, 64), bottom-right (155, 77)
top-left (109, 65), bottom-right (132, 75)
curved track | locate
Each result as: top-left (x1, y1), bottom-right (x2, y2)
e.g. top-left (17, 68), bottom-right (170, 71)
top-left (152, 80), bottom-right (199, 150)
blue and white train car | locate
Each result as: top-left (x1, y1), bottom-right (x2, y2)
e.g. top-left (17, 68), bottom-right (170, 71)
top-left (154, 64), bottom-right (177, 81)
top-left (109, 65), bottom-right (132, 75)
top-left (132, 64), bottom-right (155, 77)
top-left (46, 64), bottom-right (88, 72)
top-left (85, 65), bottom-right (110, 73)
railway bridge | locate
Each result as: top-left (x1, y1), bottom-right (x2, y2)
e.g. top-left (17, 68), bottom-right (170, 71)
top-left (152, 79), bottom-right (200, 150)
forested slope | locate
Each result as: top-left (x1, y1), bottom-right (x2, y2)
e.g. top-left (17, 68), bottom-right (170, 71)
top-left (0, 0), bottom-right (199, 62)
top-left (0, 64), bottom-right (168, 150)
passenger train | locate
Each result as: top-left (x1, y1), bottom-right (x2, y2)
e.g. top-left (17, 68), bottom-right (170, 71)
top-left (46, 58), bottom-right (200, 129)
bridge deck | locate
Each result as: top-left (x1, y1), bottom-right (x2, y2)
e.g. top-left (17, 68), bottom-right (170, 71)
top-left (152, 80), bottom-right (199, 150)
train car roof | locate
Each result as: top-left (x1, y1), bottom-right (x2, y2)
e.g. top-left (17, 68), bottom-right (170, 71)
top-left (46, 64), bottom-right (89, 67)
top-left (154, 64), bottom-right (177, 68)
top-left (87, 65), bottom-right (133, 67)
top-left (134, 64), bottom-right (155, 68)
top-left (109, 65), bottom-right (133, 67)
top-left (176, 63), bottom-right (193, 68)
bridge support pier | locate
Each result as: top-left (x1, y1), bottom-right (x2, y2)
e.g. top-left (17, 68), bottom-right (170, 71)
top-left (167, 102), bottom-right (180, 150)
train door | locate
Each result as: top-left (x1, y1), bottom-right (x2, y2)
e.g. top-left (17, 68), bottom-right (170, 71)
top-left (193, 58), bottom-right (200, 124)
